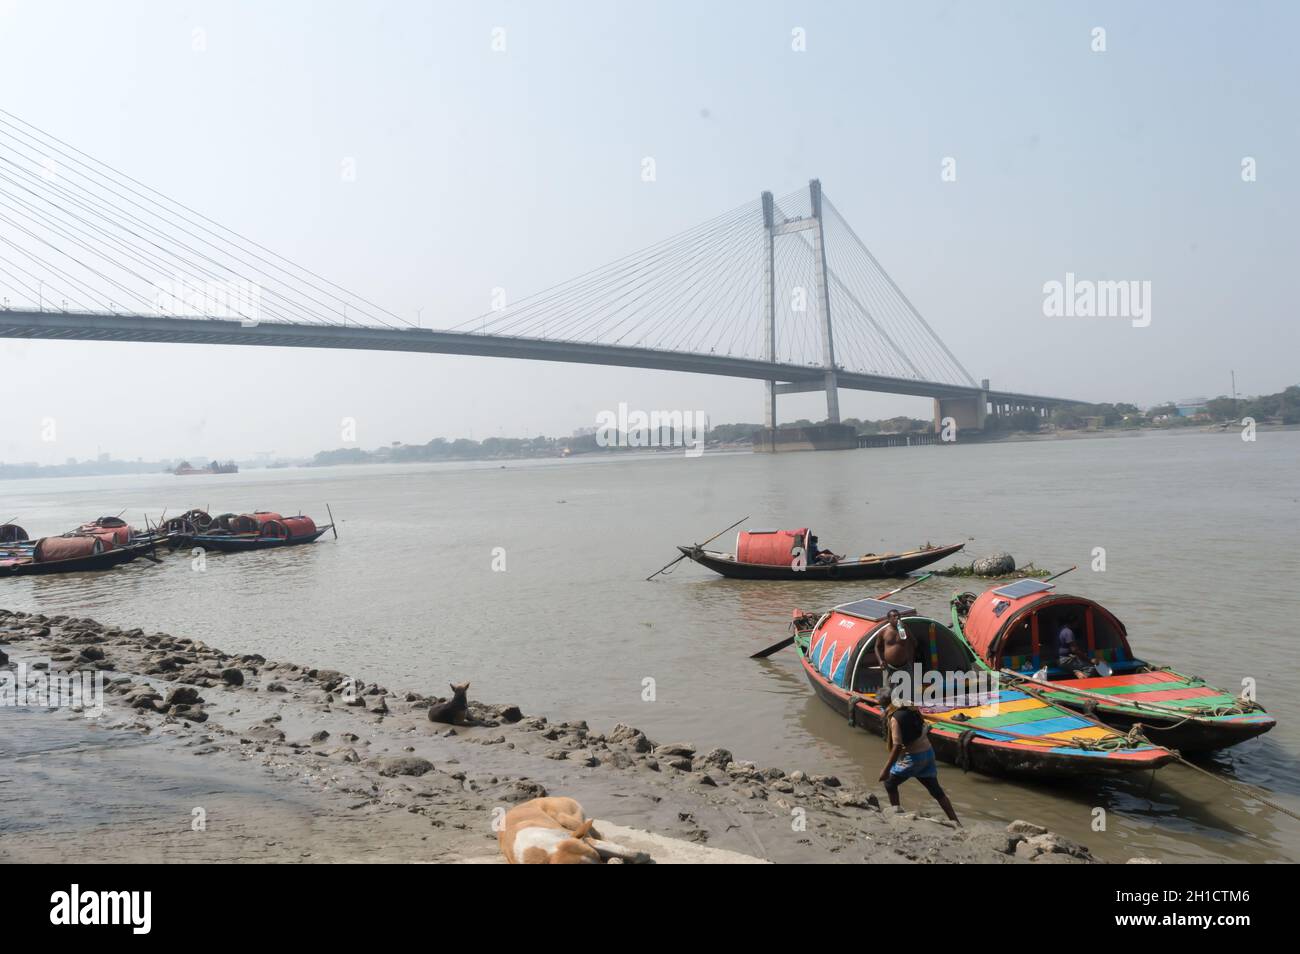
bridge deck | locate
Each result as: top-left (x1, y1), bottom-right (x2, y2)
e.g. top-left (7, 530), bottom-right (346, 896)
top-left (0, 310), bottom-right (1075, 407)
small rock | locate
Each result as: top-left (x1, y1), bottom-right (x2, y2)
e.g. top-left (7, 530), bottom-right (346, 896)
top-left (700, 747), bottom-right (733, 768)
top-left (376, 756), bottom-right (434, 777)
top-left (653, 742), bottom-right (696, 758)
top-left (972, 552), bottom-right (1016, 576)
top-left (163, 686), bottom-right (202, 707)
top-left (1006, 820), bottom-right (1049, 837)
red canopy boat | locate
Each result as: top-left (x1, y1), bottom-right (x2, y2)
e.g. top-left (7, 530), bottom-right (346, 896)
top-left (951, 580), bottom-right (1275, 752)
top-left (678, 528), bottom-right (964, 581)
top-left (189, 510), bottom-right (334, 552)
top-left (0, 533), bottom-right (152, 576)
top-left (793, 596), bottom-right (1172, 778)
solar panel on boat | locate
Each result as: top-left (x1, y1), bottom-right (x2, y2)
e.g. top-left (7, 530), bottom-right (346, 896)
top-left (992, 579), bottom-right (1056, 599)
top-left (836, 597), bottom-right (917, 620)
top-left (745, 528), bottom-right (778, 534)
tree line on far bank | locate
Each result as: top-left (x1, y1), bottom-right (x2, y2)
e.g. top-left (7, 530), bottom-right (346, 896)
top-left (308, 384), bottom-right (1299, 466)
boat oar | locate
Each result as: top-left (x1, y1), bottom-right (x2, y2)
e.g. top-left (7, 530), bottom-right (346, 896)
top-left (645, 514), bottom-right (748, 581)
top-left (325, 503), bottom-right (338, 539)
top-left (1045, 565), bottom-right (1077, 583)
top-left (749, 572), bottom-right (935, 659)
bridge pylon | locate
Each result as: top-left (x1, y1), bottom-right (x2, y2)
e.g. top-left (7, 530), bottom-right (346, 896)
top-left (760, 179), bottom-right (841, 428)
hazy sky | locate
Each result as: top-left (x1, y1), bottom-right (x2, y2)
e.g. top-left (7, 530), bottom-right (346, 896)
top-left (1, 0), bottom-right (1296, 463)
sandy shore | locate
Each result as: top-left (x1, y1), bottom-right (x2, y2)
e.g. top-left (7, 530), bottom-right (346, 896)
top-left (0, 608), bottom-right (1103, 864)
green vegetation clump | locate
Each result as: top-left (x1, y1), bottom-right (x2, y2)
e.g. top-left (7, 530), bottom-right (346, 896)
top-left (931, 562), bottom-right (1053, 579)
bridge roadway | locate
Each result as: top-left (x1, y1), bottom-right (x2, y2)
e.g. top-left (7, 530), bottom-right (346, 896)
top-left (0, 309), bottom-right (1074, 410)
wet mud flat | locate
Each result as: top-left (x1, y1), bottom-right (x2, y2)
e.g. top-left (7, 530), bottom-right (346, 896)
top-left (0, 608), bottom-right (1107, 864)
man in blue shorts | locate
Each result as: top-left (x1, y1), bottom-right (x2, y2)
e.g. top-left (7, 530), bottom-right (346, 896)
top-left (877, 699), bottom-right (961, 825)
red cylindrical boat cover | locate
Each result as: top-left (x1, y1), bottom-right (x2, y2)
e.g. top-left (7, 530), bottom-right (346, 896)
top-left (280, 516), bottom-right (317, 538)
top-left (736, 528), bottom-right (808, 566)
top-left (963, 588), bottom-right (1131, 666)
top-left (81, 524), bottom-right (131, 545)
top-left (230, 513), bottom-right (280, 533)
top-left (35, 535), bottom-right (107, 561)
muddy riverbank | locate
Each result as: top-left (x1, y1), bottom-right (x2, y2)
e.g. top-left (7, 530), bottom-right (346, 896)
top-left (0, 608), bottom-right (1112, 864)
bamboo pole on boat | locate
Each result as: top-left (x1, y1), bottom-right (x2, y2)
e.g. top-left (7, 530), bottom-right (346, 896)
top-left (325, 503), bottom-right (338, 539)
top-left (645, 514), bottom-right (748, 581)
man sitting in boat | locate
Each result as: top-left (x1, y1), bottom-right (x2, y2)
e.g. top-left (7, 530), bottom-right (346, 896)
top-left (876, 700), bottom-right (961, 825)
top-left (1056, 619), bottom-right (1098, 679)
top-left (807, 535), bottom-right (841, 565)
top-left (875, 610), bottom-right (916, 702)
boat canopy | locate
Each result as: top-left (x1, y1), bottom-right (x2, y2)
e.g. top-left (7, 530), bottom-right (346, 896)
top-left (259, 515), bottom-right (316, 539)
top-left (0, 523), bottom-right (28, 544)
top-left (736, 528), bottom-right (808, 566)
top-left (228, 512), bottom-right (283, 533)
top-left (77, 517), bottom-right (132, 545)
top-left (809, 598), bottom-right (974, 693)
top-left (963, 582), bottom-right (1134, 672)
top-left (35, 535), bottom-right (109, 562)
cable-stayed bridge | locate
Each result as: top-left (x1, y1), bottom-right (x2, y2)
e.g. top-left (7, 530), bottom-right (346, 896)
top-left (0, 110), bottom-right (1071, 433)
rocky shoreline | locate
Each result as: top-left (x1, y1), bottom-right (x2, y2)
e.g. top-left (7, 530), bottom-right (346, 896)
top-left (0, 607), bottom-right (1104, 864)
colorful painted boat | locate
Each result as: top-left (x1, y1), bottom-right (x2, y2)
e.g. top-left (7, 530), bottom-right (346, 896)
top-left (950, 580), bottom-right (1275, 752)
top-left (793, 595), bottom-right (1172, 777)
top-left (679, 528), bottom-right (964, 580)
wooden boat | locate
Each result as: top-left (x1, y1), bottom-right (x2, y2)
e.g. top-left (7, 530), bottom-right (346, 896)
top-left (950, 580), bottom-right (1275, 752)
top-left (0, 523), bottom-right (29, 544)
top-left (793, 596), bottom-right (1172, 777)
top-left (158, 509), bottom-right (213, 546)
top-left (188, 511), bottom-right (334, 552)
top-left (678, 528), bottom-right (964, 581)
top-left (68, 516), bottom-right (166, 548)
top-left (0, 533), bottom-right (152, 577)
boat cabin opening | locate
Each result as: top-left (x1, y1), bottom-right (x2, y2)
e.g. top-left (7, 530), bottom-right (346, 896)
top-left (808, 600), bottom-right (984, 705)
top-left (964, 584), bottom-right (1144, 680)
top-left (0, 523), bottom-right (28, 544)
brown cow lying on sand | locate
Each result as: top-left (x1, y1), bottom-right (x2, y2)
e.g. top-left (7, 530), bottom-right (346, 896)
top-left (498, 797), bottom-right (651, 864)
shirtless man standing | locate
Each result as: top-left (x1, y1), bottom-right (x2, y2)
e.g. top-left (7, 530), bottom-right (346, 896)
top-left (874, 609), bottom-right (916, 704)
top-left (878, 702), bottom-right (960, 824)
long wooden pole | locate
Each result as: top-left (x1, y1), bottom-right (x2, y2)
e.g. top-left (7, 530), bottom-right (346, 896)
top-left (645, 514), bottom-right (748, 582)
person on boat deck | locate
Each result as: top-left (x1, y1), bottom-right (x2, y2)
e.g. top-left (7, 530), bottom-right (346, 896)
top-left (875, 610), bottom-right (917, 703)
top-left (876, 698), bottom-right (960, 825)
top-left (806, 535), bottom-right (839, 565)
top-left (1056, 620), bottom-right (1098, 679)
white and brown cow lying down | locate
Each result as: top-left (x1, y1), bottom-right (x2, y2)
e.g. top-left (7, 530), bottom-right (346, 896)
top-left (499, 797), bottom-right (651, 864)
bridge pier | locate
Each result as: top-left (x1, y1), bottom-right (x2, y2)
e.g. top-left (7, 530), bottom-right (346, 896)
top-left (933, 391), bottom-right (988, 434)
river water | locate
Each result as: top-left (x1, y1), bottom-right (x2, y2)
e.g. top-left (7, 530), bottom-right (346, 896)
top-left (3, 428), bottom-right (1297, 862)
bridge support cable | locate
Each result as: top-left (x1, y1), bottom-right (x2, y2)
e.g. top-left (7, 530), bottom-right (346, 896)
top-left (823, 196), bottom-right (977, 388)
top-left (0, 109), bottom-right (409, 328)
top-left (0, 107), bottom-right (1001, 425)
